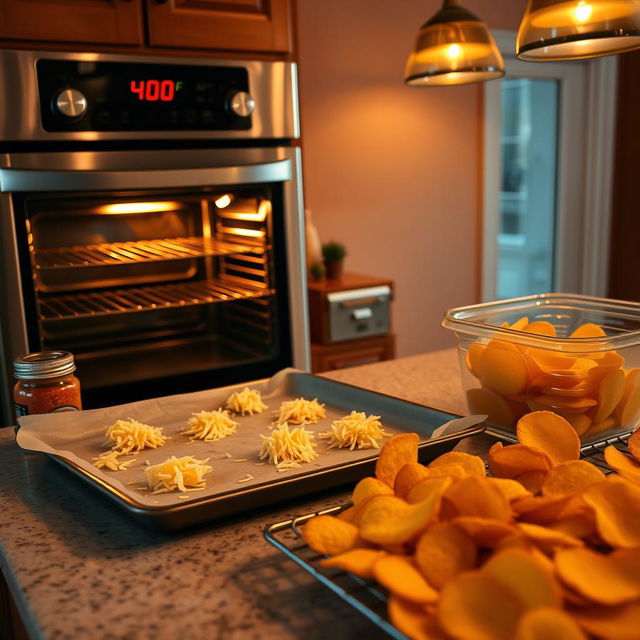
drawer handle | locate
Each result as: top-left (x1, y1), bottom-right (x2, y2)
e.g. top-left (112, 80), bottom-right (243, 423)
top-left (351, 308), bottom-right (373, 321)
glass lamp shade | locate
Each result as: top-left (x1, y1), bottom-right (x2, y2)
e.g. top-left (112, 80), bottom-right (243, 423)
top-left (517, 0), bottom-right (640, 60)
top-left (404, 0), bottom-right (505, 86)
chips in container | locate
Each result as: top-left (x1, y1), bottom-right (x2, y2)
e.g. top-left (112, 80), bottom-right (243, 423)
top-left (443, 294), bottom-right (640, 442)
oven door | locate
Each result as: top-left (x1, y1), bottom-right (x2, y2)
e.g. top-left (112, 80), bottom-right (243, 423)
top-left (0, 147), bottom-right (309, 424)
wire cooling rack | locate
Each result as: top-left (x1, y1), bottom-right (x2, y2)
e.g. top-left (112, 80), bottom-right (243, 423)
top-left (264, 432), bottom-right (632, 639)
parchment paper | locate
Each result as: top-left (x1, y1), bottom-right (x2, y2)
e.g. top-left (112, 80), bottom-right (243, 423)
top-left (16, 368), bottom-right (485, 509)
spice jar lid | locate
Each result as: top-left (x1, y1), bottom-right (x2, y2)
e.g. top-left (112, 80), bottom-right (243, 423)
top-left (13, 351), bottom-right (76, 380)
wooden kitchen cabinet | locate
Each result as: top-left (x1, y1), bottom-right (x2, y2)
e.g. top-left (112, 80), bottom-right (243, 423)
top-left (0, 0), bottom-right (144, 46)
top-left (308, 273), bottom-right (395, 374)
top-left (146, 0), bottom-right (292, 53)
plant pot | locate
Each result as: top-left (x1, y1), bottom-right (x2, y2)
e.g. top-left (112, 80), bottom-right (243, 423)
top-left (325, 260), bottom-right (343, 280)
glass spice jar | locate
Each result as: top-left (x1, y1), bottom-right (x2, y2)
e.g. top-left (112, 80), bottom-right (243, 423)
top-left (13, 351), bottom-right (82, 419)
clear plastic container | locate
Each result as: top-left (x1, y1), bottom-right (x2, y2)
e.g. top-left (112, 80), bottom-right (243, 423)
top-left (442, 293), bottom-right (640, 442)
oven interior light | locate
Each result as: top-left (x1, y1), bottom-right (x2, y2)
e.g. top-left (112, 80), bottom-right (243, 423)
top-left (224, 227), bottom-right (265, 238)
top-left (98, 201), bottom-right (181, 215)
top-left (216, 199), bottom-right (270, 222)
top-left (214, 194), bottom-right (233, 209)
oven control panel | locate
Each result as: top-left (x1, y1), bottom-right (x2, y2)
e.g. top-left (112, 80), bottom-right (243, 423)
top-left (37, 59), bottom-right (253, 132)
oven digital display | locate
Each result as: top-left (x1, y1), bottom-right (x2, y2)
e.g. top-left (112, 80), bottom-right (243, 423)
top-left (37, 59), bottom-right (251, 132)
top-left (129, 80), bottom-right (182, 102)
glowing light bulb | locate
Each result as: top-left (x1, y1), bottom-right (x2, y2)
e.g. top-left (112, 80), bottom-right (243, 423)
top-left (574, 1), bottom-right (593, 22)
top-left (447, 43), bottom-right (463, 59)
top-left (215, 194), bottom-right (232, 208)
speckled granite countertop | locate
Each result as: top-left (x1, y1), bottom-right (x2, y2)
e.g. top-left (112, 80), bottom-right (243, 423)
top-left (0, 348), bottom-right (491, 640)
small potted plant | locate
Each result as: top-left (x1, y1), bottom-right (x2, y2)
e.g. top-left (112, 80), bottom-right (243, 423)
top-left (322, 241), bottom-right (347, 280)
top-left (309, 262), bottom-right (326, 282)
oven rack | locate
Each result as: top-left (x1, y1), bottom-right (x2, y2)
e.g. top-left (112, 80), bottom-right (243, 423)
top-left (264, 432), bottom-right (630, 640)
top-left (38, 278), bottom-right (274, 321)
top-left (32, 236), bottom-right (264, 270)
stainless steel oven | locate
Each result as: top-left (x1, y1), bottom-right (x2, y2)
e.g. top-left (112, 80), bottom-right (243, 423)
top-left (0, 50), bottom-right (309, 427)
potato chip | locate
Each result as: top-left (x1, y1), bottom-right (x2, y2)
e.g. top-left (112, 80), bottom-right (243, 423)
top-left (359, 494), bottom-right (440, 545)
top-left (547, 513), bottom-right (597, 540)
top-left (480, 340), bottom-right (529, 396)
top-left (514, 607), bottom-right (587, 640)
top-left (515, 470), bottom-right (547, 495)
top-left (466, 387), bottom-right (515, 428)
top-left (373, 555), bottom-right (439, 605)
top-left (555, 547), bottom-right (640, 606)
top-left (488, 442), bottom-right (553, 478)
top-left (583, 416), bottom-right (616, 439)
top-left (541, 460), bottom-right (605, 497)
top-left (375, 433), bottom-right (420, 488)
top-left (572, 601), bottom-right (640, 640)
top-left (388, 596), bottom-right (449, 640)
top-left (592, 369), bottom-right (626, 423)
top-left (587, 352), bottom-right (625, 388)
top-left (426, 464), bottom-right (467, 480)
top-left (443, 476), bottom-right (511, 521)
top-left (562, 583), bottom-right (595, 608)
top-left (466, 343), bottom-right (486, 379)
top-left (532, 394), bottom-right (597, 413)
top-left (428, 451), bottom-right (486, 478)
top-left (511, 495), bottom-right (586, 524)
top-left (302, 515), bottom-right (363, 555)
top-left (510, 316), bottom-right (529, 331)
top-left (487, 477), bottom-right (531, 502)
top-left (394, 462), bottom-right (430, 499)
top-left (517, 522), bottom-right (583, 552)
top-left (406, 476), bottom-right (453, 505)
top-left (570, 323), bottom-right (606, 338)
top-left (613, 369), bottom-right (640, 421)
top-left (523, 321), bottom-right (557, 337)
top-left (583, 477), bottom-right (640, 548)
top-left (352, 476), bottom-right (394, 505)
top-left (437, 571), bottom-right (525, 640)
top-left (482, 548), bottom-right (562, 610)
top-left (415, 522), bottom-right (477, 589)
top-left (536, 382), bottom-right (590, 399)
top-left (562, 413), bottom-right (592, 438)
top-left (629, 428), bottom-right (640, 463)
top-left (603, 445), bottom-right (640, 484)
top-left (320, 548), bottom-right (387, 579)
top-left (516, 411), bottom-right (581, 464)
top-left (450, 517), bottom-right (519, 548)
top-left (620, 376), bottom-right (640, 429)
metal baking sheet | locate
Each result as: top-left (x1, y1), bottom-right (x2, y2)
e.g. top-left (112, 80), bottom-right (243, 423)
top-left (16, 368), bottom-right (485, 531)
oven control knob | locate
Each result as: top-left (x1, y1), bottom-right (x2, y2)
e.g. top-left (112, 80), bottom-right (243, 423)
top-left (228, 91), bottom-right (255, 118)
top-left (54, 88), bottom-right (88, 119)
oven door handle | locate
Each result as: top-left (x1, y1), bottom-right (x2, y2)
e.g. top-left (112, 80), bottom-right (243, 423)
top-left (0, 159), bottom-right (292, 192)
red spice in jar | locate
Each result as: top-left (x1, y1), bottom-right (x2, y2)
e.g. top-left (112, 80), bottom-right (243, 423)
top-left (13, 351), bottom-right (82, 419)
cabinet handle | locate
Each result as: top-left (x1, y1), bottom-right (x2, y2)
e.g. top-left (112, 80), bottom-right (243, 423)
top-left (154, 0), bottom-right (168, 3)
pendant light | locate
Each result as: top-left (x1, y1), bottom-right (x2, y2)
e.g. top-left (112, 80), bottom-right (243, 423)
top-left (517, 0), bottom-right (640, 60)
top-left (404, 0), bottom-right (504, 86)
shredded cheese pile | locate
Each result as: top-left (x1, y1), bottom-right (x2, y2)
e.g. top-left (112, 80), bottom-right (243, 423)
top-left (181, 409), bottom-right (238, 442)
top-left (226, 387), bottom-right (268, 415)
top-left (273, 397), bottom-right (326, 425)
top-left (144, 455), bottom-right (212, 494)
top-left (105, 418), bottom-right (167, 454)
top-left (92, 451), bottom-right (137, 471)
top-left (320, 411), bottom-right (390, 450)
top-left (259, 422), bottom-right (319, 471)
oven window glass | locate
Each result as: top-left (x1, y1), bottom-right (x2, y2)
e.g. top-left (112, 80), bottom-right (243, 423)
top-left (16, 186), bottom-right (291, 406)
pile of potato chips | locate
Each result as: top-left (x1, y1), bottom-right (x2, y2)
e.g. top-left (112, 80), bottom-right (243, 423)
top-left (462, 319), bottom-right (640, 442)
top-left (301, 410), bottom-right (640, 640)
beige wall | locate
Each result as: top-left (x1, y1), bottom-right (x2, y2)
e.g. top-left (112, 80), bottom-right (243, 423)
top-left (297, 0), bottom-right (527, 357)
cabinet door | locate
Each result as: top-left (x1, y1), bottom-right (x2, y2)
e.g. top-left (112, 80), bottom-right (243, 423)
top-left (146, 0), bottom-right (291, 53)
top-left (0, 0), bottom-right (143, 45)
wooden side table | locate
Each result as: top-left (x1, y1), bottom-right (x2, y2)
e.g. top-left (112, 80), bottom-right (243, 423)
top-left (307, 273), bottom-right (395, 373)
